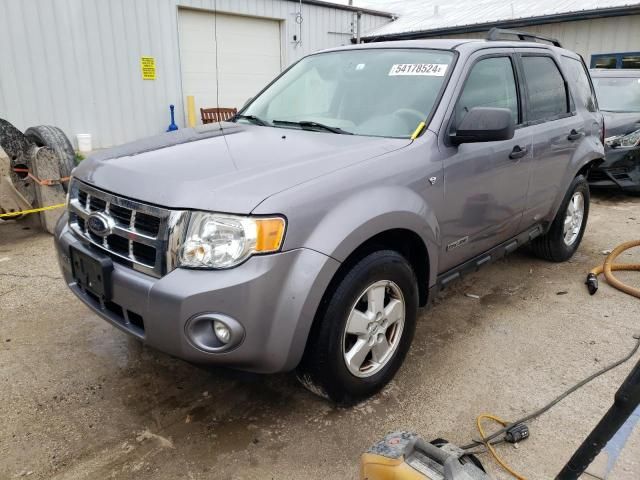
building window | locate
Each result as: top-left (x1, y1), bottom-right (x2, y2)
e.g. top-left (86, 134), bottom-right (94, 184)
top-left (591, 52), bottom-right (640, 69)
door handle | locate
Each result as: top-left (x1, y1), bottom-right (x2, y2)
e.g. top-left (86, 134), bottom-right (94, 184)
top-left (568, 129), bottom-right (583, 141)
top-left (509, 145), bottom-right (528, 160)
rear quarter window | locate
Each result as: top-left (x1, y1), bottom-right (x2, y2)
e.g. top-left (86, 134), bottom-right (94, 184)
top-left (561, 56), bottom-right (598, 112)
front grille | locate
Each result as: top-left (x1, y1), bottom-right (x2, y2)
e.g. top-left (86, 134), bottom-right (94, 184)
top-left (109, 204), bottom-right (132, 226)
top-left (67, 180), bottom-right (185, 278)
top-left (135, 212), bottom-right (161, 236)
top-left (89, 196), bottom-right (106, 211)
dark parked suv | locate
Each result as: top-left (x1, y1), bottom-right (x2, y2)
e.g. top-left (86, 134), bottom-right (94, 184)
top-left (589, 69), bottom-right (640, 193)
top-left (55, 30), bottom-right (604, 403)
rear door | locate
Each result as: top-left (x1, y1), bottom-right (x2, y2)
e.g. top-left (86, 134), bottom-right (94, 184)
top-left (438, 50), bottom-right (534, 272)
top-left (515, 51), bottom-right (585, 226)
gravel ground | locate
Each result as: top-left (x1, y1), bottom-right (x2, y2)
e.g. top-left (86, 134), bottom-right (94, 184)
top-left (1, 192), bottom-right (639, 480)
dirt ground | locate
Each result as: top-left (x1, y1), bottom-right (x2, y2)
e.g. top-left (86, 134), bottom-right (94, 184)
top-left (1, 192), bottom-right (639, 480)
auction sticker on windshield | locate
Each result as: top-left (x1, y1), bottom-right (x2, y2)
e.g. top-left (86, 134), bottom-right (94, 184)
top-left (388, 64), bottom-right (448, 76)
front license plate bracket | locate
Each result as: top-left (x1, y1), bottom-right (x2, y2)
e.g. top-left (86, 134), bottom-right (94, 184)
top-left (70, 244), bottom-right (114, 301)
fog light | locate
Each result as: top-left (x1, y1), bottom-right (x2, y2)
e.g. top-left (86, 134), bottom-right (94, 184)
top-left (185, 313), bottom-right (244, 353)
top-left (213, 320), bottom-right (231, 344)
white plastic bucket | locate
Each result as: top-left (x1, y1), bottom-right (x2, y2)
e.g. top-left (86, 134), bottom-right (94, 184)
top-left (76, 134), bottom-right (92, 153)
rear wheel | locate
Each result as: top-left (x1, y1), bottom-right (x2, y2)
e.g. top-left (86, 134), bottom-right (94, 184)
top-left (25, 125), bottom-right (76, 190)
top-left (297, 250), bottom-right (418, 404)
top-left (531, 175), bottom-right (590, 262)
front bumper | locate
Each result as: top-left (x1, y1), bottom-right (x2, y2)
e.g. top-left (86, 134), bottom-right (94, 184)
top-left (54, 214), bottom-right (340, 373)
top-left (588, 146), bottom-right (640, 192)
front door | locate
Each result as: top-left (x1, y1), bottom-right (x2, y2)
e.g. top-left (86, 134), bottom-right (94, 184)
top-left (438, 52), bottom-right (533, 272)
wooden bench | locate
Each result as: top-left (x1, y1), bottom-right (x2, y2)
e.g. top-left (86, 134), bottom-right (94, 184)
top-left (200, 107), bottom-right (238, 124)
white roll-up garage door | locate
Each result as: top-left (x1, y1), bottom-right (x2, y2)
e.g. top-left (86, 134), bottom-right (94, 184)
top-left (178, 9), bottom-right (282, 122)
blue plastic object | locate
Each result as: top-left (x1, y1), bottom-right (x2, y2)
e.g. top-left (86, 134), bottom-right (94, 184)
top-left (166, 105), bottom-right (179, 132)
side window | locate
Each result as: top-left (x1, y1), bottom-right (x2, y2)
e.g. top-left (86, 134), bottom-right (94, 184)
top-left (521, 56), bottom-right (568, 122)
top-left (455, 57), bottom-right (519, 127)
top-left (561, 56), bottom-right (598, 112)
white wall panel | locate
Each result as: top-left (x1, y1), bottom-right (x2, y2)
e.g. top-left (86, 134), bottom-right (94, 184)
top-left (426, 15), bottom-right (640, 66)
top-left (0, 0), bottom-right (390, 148)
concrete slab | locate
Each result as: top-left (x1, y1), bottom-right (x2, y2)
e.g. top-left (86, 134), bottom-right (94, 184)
top-left (0, 192), bottom-right (639, 479)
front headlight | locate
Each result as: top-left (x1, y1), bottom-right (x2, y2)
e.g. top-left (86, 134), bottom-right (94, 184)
top-left (178, 212), bottom-right (286, 269)
top-left (618, 129), bottom-right (640, 147)
top-left (606, 129), bottom-right (640, 148)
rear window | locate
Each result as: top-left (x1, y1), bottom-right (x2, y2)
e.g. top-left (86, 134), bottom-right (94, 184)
top-left (561, 56), bottom-right (597, 112)
top-left (522, 56), bottom-right (569, 122)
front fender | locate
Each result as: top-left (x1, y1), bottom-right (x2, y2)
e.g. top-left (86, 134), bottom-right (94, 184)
top-left (276, 185), bottom-right (440, 286)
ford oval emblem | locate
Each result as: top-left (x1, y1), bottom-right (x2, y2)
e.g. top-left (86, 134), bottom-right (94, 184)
top-left (87, 212), bottom-right (114, 237)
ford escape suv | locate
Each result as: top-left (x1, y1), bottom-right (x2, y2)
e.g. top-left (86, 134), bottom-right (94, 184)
top-left (55, 30), bottom-right (604, 403)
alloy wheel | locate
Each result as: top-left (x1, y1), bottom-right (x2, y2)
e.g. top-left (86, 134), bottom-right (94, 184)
top-left (342, 280), bottom-right (405, 378)
top-left (563, 191), bottom-right (585, 246)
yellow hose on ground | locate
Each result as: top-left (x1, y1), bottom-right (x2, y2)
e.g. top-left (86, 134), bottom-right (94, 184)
top-left (475, 249), bottom-right (640, 480)
top-left (476, 414), bottom-right (528, 480)
top-left (586, 240), bottom-right (640, 298)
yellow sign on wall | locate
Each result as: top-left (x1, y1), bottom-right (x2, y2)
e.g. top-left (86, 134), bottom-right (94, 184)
top-left (140, 56), bottom-right (156, 80)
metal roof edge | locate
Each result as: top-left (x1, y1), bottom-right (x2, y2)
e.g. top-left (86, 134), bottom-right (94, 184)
top-left (361, 4), bottom-right (640, 41)
top-left (296, 0), bottom-right (394, 18)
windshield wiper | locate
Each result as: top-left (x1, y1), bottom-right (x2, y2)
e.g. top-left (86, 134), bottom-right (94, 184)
top-left (272, 120), bottom-right (352, 135)
top-left (233, 114), bottom-right (270, 126)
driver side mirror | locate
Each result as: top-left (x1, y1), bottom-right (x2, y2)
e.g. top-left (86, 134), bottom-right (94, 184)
top-left (449, 107), bottom-right (515, 146)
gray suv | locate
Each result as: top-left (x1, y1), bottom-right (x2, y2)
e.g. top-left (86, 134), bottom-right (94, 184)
top-left (54, 31), bottom-right (604, 403)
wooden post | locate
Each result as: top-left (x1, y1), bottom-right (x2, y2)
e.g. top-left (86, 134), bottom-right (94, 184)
top-left (187, 96), bottom-right (197, 128)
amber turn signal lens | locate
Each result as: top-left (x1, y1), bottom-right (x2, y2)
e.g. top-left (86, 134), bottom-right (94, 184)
top-left (255, 217), bottom-right (286, 252)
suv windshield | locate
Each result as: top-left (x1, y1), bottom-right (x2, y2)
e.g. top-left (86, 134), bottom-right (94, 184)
top-left (239, 49), bottom-right (454, 138)
top-left (592, 76), bottom-right (640, 112)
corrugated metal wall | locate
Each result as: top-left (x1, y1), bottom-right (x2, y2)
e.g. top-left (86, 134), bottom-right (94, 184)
top-left (0, 0), bottom-right (390, 148)
top-left (429, 15), bottom-right (640, 65)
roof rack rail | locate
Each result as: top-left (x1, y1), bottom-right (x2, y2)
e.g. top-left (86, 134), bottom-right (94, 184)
top-left (486, 27), bottom-right (562, 48)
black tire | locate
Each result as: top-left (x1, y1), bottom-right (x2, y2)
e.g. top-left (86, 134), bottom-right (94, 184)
top-left (25, 125), bottom-right (76, 186)
top-left (531, 175), bottom-right (590, 262)
top-left (297, 250), bottom-right (418, 404)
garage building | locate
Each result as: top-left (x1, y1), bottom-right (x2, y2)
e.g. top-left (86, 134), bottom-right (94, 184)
top-left (0, 0), bottom-right (391, 148)
top-left (359, 0), bottom-right (640, 69)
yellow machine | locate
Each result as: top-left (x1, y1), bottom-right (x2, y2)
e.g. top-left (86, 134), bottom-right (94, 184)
top-left (361, 432), bottom-right (489, 480)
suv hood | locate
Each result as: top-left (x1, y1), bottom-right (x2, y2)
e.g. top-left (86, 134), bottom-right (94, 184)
top-left (603, 111), bottom-right (640, 137)
top-left (74, 123), bottom-right (409, 213)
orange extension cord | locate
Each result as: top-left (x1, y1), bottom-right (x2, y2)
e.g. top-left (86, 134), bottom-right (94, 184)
top-left (587, 240), bottom-right (640, 299)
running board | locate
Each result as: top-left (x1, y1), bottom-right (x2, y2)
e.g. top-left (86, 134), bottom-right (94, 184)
top-left (433, 224), bottom-right (544, 292)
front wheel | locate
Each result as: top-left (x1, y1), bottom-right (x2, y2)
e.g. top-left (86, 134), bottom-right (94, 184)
top-left (531, 175), bottom-right (590, 262)
top-left (297, 250), bottom-right (418, 404)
